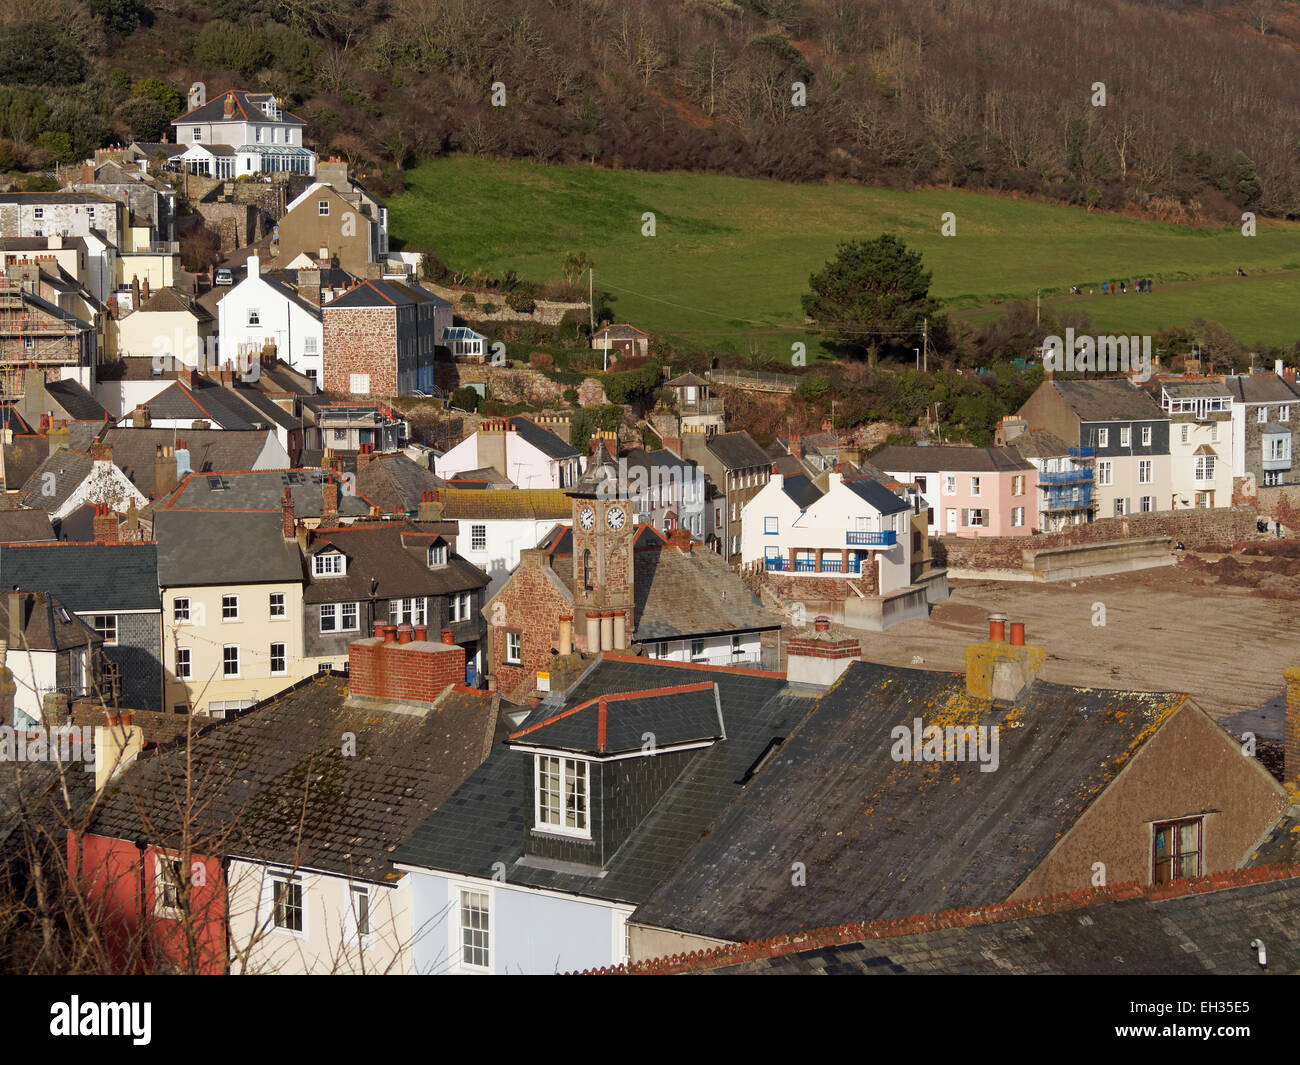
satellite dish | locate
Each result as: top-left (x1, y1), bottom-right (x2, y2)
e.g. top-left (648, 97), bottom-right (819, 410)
top-left (189, 82), bottom-right (206, 110)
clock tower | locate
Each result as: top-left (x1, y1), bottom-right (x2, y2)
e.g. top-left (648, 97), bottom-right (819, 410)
top-left (568, 441), bottom-right (635, 651)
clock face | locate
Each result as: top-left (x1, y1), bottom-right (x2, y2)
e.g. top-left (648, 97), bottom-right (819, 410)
top-left (579, 507), bottom-right (595, 531)
top-left (606, 506), bottom-right (626, 531)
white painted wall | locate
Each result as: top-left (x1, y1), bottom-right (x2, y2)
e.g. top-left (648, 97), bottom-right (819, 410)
top-left (227, 861), bottom-right (411, 975)
top-left (217, 257), bottom-right (322, 380)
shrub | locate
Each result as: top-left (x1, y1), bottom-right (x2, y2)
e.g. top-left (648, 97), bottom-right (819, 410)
top-left (459, 293), bottom-right (476, 309)
top-left (563, 387), bottom-right (579, 404)
top-left (506, 290), bottom-right (536, 314)
top-left (482, 302), bottom-right (498, 315)
top-left (529, 351), bottom-right (554, 371)
top-left (450, 386), bottom-right (480, 412)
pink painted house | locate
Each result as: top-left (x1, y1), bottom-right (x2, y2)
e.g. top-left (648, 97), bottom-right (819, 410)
top-left (870, 445), bottom-right (1039, 537)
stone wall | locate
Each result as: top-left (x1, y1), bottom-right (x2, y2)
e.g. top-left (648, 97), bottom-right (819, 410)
top-left (420, 281), bottom-right (587, 326)
top-left (936, 505), bottom-right (1260, 572)
top-left (194, 202), bottom-right (262, 251)
top-left (323, 306), bottom-right (397, 395)
top-left (434, 362), bottom-right (577, 406)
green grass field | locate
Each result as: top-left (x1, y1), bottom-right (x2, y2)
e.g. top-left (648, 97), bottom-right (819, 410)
top-left (389, 156), bottom-right (1300, 353)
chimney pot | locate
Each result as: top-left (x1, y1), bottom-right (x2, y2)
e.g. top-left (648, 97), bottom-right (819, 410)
top-left (413, 624), bottom-right (428, 642)
top-left (1009, 622), bottom-right (1025, 647)
top-left (988, 612), bottom-right (1008, 642)
top-left (441, 628), bottom-right (455, 645)
top-left (814, 615), bottom-right (830, 633)
top-left (397, 624), bottom-right (413, 645)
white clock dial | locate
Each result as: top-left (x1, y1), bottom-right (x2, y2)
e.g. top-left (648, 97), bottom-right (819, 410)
top-left (579, 507), bottom-right (595, 530)
top-left (606, 507), bottom-right (626, 531)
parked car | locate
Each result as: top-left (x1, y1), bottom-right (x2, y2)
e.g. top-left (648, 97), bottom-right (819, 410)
top-left (215, 268), bottom-right (233, 286)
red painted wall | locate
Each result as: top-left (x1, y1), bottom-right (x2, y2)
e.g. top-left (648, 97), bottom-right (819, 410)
top-left (68, 831), bottom-right (228, 974)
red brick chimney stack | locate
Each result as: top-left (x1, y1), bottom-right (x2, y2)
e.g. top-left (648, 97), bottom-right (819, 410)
top-left (281, 487), bottom-right (296, 540)
top-left (92, 504), bottom-right (119, 544)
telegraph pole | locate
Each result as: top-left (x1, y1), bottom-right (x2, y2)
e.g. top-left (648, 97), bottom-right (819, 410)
top-left (588, 267), bottom-right (594, 336)
top-left (922, 317), bottom-right (929, 373)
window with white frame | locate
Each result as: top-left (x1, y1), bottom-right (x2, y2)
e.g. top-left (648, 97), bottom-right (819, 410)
top-left (270, 643), bottom-right (286, 675)
top-left (156, 856), bottom-right (186, 918)
top-left (175, 647), bottom-right (192, 681)
top-left (269, 592), bottom-right (286, 617)
top-left (192, 127), bottom-right (201, 141)
top-left (1258, 408), bottom-right (1268, 424)
top-left (1097, 428), bottom-right (1109, 448)
top-left (1011, 475), bottom-right (1024, 496)
top-left (691, 638), bottom-right (705, 659)
top-left (304, 335), bottom-right (318, 355)
top-left (1141, 426), bottom-right (1152, 446)
top-left (967, 509), bottom-right (984, 527)
top-left (1120, 427), bottom-right (1131, 447)
top-left (350, 373), bottom-right (370, 394)
top-left (389, 597), bottom-right (426, 626)
top-left (1268, 437), bottom-right (1289, 462)
top-left (92, 615), bottom-right (117, 646)
top-left (222, 594), bottom-right (239, 620)
top-left (969, 476), bottom-right (981, 496)
top-left (1141, 496), bottom-right (1155, 513)
top-left (1011, 507), bottom-right (1024, 527)
top-left (1114, 498), bottom-right (1128, 516)
top-left (222, 645), bottom-right (239, 677)
top-left (350, 884), bottom-right (371, 939)
top-left (535, 755), bottom-right (590, 836)
top-left (1180, 425), bottom-right (1189, 444)
top-left (459, 889), bottom-right (489, 969)
top-left (272, 877), bottom-right (303, 932)
top-left (449, 593), bottom-right (473, 623)
top-left (1096, 461), bottom-right (1113, 487)
top-left (1195, 454), bottom-right (1215, 480)
top-left (1281, 406), bottom-right (1291, 422)
top-left (313, 552), bottom-right (345, 577)
top-left (1138, 460), bottom-right (1152, 484)
top-left (427, 543), bottom-right (446, 568)
top-left (247, 308), bottom-right (261, 327)
top-left (764, 516), bottom-right (778, 534)
top-left (470, 525), bottom-right (486, 551)
top-left (318, 200), bottom-right (330, 216)
top-left (506, 631), bottom-right (521, 664)
top-left (943, 475), bottom-right (955, 495)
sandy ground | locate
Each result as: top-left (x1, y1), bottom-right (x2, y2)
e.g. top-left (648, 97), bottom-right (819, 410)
top-left (776, 560), bottom-right (1300, 737)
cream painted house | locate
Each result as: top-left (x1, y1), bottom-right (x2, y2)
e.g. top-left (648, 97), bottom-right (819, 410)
top-left (112, 287), bottom-right (215, 363)
top-left (227, 861), bottom-right (411, 975)
top-left (155, 509), bottom-right (306, 717)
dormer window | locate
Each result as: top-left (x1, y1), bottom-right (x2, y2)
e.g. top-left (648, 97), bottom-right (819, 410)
top-left (313, 552), bottom-right (346, 577)
top-left (535, 755), bottom-right (590, 838)
top-left (427, 543), bottom-right (446, 568)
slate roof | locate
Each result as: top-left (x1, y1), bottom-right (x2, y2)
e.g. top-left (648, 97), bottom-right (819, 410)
top-left (102, 428), bottom-right (274, 498)
top-left (0, 757), bottom-right (97, 866)
top-left (1051, 379), bottom-right (1168, 422)
top-left (508, 416), bottom-right (580, 460)
top-left (42, 380), bottom-right (108, 422)
top-left (18, 450), bottom-right (94, 511)
top-left (507, 682), bottom-right (724, 756)
top-left (137, 287), bottom-right (213, 320)
top-left (448, 467), bottom-right (514, 488)
top-left (706, 431), bottom-right (770, 471)
top-left (781, 474), bottom-right (822, 509)
top-left (842, 474), bottom-right (912, 515)
top-left (154, 510), bottom-right (303, 586)
top-left (157, 469), bottom-right (371, 518)
top-left (593, 323), bottom-right (649, 340)
top-left (544, 533), bottom-right (781, 641)
top-left (439, 488), bottom-right (569, 521)
top-left (86, 673), bottom-right (500, 883)
top-left (688, 868), bottom-right (1300, 975)
top-left (173, 89), bottom-right (306, 127)
top-left (0, 509), bottom-right (56, 543)
top-left (0, 591), bottom-right (102, 652)
top-left (664, 372), bottom-right (708, 389)
top-left (393, 658), bottom-right (814, 906)
top-left (0, 542), bottom-right (159, 611)
top-left (135, 381), bottom-right (255, 430)
top-left (354, 454), bottom-right (446, 515)
top-left (1248, 807), bottom-right (1300, 866)
top-left (302, 523), bottom-right (487, 604)
top-left (632, 660), bottom-right (1196, 943)
top-left (1160, 379), bottom-right (1232, 399)
top-left (325, 279), bottom-right (417, 309)
top-left (1008, 429), bottom-right (1072, 460)
top-left (1224, 374), bottom-right (1300, 405)
top-left (871, 444), bottom-right (1033, 474)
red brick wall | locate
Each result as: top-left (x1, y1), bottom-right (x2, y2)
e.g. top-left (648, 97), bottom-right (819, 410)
top-left (349, 638), bottom-right (465, 701)
top-left (487, 561), bottom-right (569, 701)
top-left (323, 305), bottom-right (397, 395)
top-left (938, 505), bottom-right (1260, 571)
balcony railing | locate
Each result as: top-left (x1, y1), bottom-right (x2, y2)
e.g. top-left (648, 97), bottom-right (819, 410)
top-left (1038, 468), bottom-right (1092, 485)
top-left (765, 557), bottom-right (863, 574)
top-left (1068, 447), bottom-right (1094, 458)
top-left (846, 530), bottom-right (897, 546)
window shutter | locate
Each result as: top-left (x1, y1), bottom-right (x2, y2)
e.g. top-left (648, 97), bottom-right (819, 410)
top-left (960, 509), bottom-right (968, 527)
top-left (982, 509), bottom-right (990, 525)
